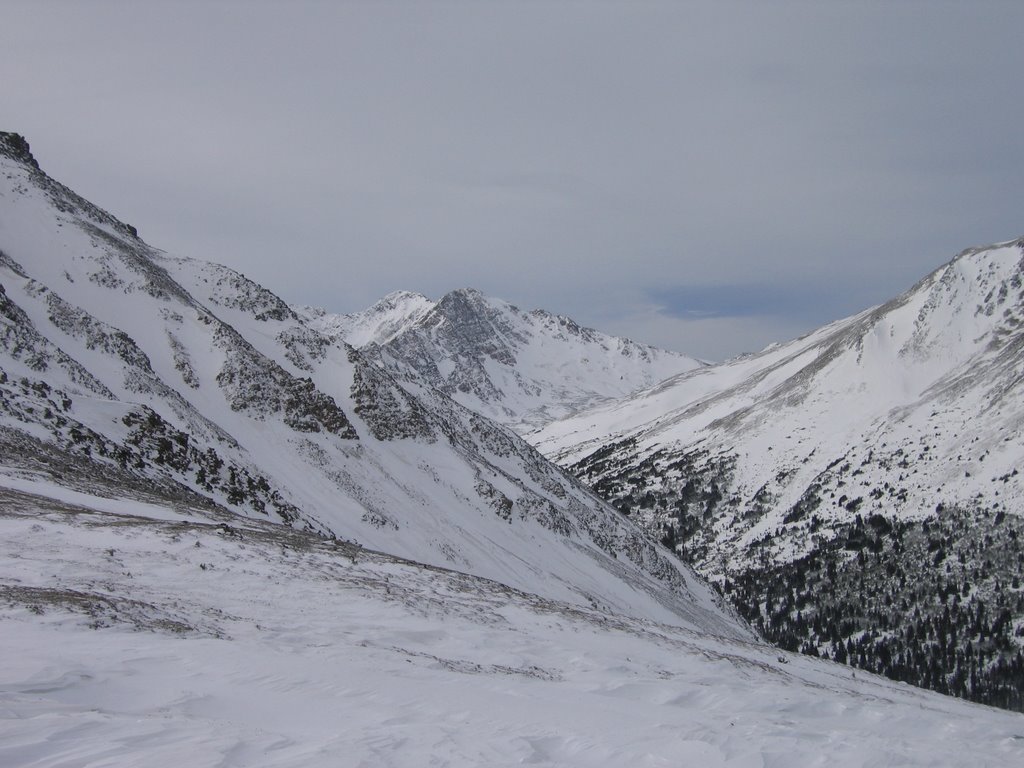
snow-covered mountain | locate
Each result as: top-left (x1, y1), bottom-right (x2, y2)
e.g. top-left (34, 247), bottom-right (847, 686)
top-left (535, 238), bottom-right (1024, 708)
top-left (0, 131), bottom-right (742, 633)
top-left (4, 481), bottom-right (1023, 766)
top-left (297, 289), bottom-right (434, 347)
top-left (298, 288), bottom-right (703, 433)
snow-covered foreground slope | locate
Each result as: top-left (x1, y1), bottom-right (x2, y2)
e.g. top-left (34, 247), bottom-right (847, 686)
top-left (0, 131), bottom-right (735, 632)
top-left (3, 481), bottom-right (1023, 768)
top-left (299, 287), bottom-right (703, 433)
top-left (534, 238), bottom-right (1024, 709)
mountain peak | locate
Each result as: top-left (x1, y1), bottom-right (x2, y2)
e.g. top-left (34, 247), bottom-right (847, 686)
top-left (296, 290), bottom-right (435, 348)
top-left (299, 285), bottom-right (702, 433)
top-left (380, 289), bottom-right (430, 302)
top-left (953, 236), bottom-right (1024, 262)
top-left (435, 287), bottom-right (492, 311)
top-left (0, 131), bottom-right (140, 241)
top-left (447, 287), bottom-right (484, 298)
top-left (371, 290), bottom-right (432, 312)
top-left (0, 131), bottom-right (40, 170)
top-left (359, 288), bottom-right (704, 432)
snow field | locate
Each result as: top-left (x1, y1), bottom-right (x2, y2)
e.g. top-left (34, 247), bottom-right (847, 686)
top-left (2, 484), bottom-right (1023, 767)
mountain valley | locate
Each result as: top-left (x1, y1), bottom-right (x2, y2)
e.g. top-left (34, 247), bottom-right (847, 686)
top-left (2, 130), bottom-right (1024, 763)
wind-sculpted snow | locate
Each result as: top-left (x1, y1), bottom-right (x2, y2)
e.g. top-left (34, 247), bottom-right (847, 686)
top-left (1, 481), bottom-right (1022, 767)
top-left (0, 131), bottom-right (735, 631)
top-left (537, 237), bottom-right (1024, 708)
top-left (300, 286), bottom-right (704, 433)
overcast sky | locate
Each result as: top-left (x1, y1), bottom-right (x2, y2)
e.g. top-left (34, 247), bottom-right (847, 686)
top-left (3, 1), bottom-right (1023, 360)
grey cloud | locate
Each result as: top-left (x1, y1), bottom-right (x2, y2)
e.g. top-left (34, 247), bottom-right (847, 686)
top-left (2, 1), bottom-right (1022, 360)
top-left (646, 281), bottom-right (875, 324)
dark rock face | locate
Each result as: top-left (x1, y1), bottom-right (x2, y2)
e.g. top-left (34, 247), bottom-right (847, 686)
top-left (213, 326), bottom-right (358, 439)
top-left (349, 349), bottom-right (435, 442)
top-left (426, 288), bottom-right (525, 367)
top-left (374, 288), bottom-right (523, 406)
top-left (0, 132), bottom-right (39, 169)
top-left (205, 267), bottom-right (297, 322)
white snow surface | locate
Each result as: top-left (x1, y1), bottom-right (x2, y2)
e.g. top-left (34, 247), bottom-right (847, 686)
top-left (296, 290), bottom-right (435, 348)
top-left (2, 481), bottom-right (1023, 768)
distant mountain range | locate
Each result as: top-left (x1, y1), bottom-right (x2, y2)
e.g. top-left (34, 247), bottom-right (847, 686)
top-left (298, 288), bottom-right (702, 433)
top-left (533, 236), bottom-right (1024, 709)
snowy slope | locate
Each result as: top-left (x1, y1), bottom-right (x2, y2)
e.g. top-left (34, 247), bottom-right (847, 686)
top-left (297, 290), bottom-right (434, 347)
top-left (536, 238), bottom-right (1024, 565)
top-left (535, 237), bottom-right (1024, 707)
top-left (0, 131), bottom-right (739, 633)
top-left (299, 288), bottom-right (704, 433)
top-left (3, 480), bottom-right (1023, 767)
